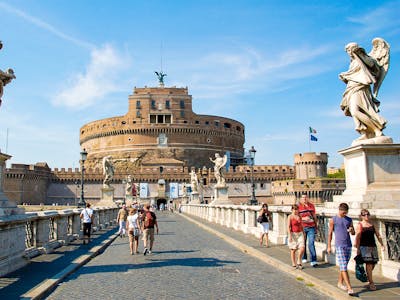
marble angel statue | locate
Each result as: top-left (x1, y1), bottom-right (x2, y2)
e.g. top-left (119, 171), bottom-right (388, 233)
top-left (102, 156), bottom-right (114, 187)
top-left (339, 38), bottom-right (390, 144)
top-left (0, 41), bottom-right (16, 107)
top-left (209, 153), bottom-right (228, 187)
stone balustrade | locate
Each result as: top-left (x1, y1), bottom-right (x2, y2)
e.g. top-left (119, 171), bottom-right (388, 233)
top-left (181, 203), bottom-right (400, 282)
top-left (0, 206), bottom-right (118, 277)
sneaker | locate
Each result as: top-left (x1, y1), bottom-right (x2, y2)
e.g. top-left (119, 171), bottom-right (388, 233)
top-left (143, 248), bottom-right (148, 255)
top-left (148, 250), bottom-right (152, 254)
top-left (310, 261), bottom-right (318, 267)
top-left (302, 259), bottom-right (307, 263)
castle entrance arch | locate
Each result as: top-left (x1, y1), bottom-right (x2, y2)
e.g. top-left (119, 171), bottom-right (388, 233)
top-left (157, 198), bottom-right (167, 210)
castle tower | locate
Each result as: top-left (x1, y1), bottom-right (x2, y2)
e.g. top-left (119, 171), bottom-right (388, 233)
top-left (294, 152), bottom-right (328, 179)
top-left (79, 84), bottom-right (245, 172)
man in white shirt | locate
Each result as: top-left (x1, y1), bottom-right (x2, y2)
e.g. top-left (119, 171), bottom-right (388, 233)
top-left (80, 203), bottom-right (94, 244)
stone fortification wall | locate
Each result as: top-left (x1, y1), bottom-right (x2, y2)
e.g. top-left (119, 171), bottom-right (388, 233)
top-left (294, 152), bottom-right (328, 179)
top-left (4, 163), bottom-right (51, 205)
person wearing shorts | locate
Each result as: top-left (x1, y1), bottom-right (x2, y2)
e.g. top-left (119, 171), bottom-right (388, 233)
top-left (126, 208), bottom-right (141, 255)
top-left (142, 204), bottom-right (159, 255)
top-left (257, 203), bottom-right (272, 247)
top-left (287, 204), bottom-right (305, 269)
top-left (327, 203), bottom-right (355, 295)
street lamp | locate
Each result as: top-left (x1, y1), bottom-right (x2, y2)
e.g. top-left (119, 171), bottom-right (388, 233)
top-left (77, 149), bottom-right (88, 207)
top-left (248, 146), bottom-right (257, 205)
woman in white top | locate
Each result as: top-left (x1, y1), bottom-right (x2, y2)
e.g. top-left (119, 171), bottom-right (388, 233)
top-left (126, 208), bottom-right (141, 255)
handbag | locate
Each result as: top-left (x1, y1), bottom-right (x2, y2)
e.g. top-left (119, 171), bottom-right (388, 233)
top-left (354, 255), bottom-right (368, 282)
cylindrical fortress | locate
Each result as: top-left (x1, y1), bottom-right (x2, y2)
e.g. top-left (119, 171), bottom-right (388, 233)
top-left (294, 152), bottom-right (328, 179)
top-left (80, 86), bottom-right (245, 172)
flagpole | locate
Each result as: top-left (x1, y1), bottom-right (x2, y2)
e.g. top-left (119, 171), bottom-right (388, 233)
top-left (308, 128), bottom-right (311, 152)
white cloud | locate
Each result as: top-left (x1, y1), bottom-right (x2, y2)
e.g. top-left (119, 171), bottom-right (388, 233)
top-left (187, 44), bottom-right (333, 100)
top-left (0, 2), bottom-right (94, 49)
top-left (348, 1), bottom-right (400, 37)
top-left (52, 45), bottom-right (131, 109)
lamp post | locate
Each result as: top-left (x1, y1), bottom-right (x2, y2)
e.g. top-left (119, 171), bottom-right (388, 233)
top-left (77, 149), bottom-right (88, 207)
top-left (248, 146), bottom-right (257, 205)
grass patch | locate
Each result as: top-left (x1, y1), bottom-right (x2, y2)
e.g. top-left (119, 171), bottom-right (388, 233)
top-left (296, 277), bottom-right (304, 281)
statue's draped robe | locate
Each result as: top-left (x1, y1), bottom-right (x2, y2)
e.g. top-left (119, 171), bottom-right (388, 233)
top-left (340, 55), bottom-right (386, 134)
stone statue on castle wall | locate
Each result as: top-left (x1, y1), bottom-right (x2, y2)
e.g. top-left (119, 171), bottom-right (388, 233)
top-left (102, 155), bottom-right (114, 187)
top-left (190, 169), bottom-right (199, 193)
top-left (209, 153), bottom-right (227, 187)
top-left (125, 175), bottom-right (133, 196)
top-left (339, 38), bottom-right (392, 145)
top-left (0, 41), bottom-right (16, 108)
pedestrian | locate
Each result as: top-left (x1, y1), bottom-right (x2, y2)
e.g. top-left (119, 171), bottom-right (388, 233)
top-left (327, 202), bottom-right (355, 295)
top-left (117, 204), bottom-right (128, 238)
top-left (298, 193), bottom-right (318, 267)
top-left (142, 204), bottom-right (159, 255)
top-left (257, 203), bottom-right (272, 247)
top-left (126, 208), bottom-right (141, 255)
top-left (80, 203), bottom-right (94, 244)
top-left (355, 209), bottom-right (385, 291)
top-left (287, 204), bottom-right (305, 269)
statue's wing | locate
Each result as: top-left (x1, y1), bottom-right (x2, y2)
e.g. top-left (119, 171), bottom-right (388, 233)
top-left (369, 38), bottom-right (390, 98)
top-left (155, 71), bottom-right (159, 77)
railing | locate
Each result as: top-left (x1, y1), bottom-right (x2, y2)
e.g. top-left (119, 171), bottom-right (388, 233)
top-left (181, 203), bottom-right (400, 282)
top-left (0, 206), bottom-right (119, 277)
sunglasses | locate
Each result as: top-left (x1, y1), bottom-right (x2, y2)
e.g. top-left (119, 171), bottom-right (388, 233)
top-left (361, 213), bottom-right (370, 216)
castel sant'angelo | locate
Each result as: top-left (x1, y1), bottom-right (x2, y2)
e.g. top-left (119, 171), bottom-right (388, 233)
top-left (4, 74), bottom-right (343, 206)
top-left (80, 75), bottom-right (245, 172)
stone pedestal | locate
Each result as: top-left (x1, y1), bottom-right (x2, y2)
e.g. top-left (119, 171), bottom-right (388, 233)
top-left (210, 185), bottom-right (232, 205)
top-left (190, 192), bottom-right (200, 204)
top-left (96, 186), bottom-right (118, 207)
top-left (329, 144), bottom-right (400, 209)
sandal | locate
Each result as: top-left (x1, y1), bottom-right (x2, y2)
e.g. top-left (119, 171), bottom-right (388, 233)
top-left (347, 289), bottom-right (354, 295)
top-left (297, 264), bottom-right (303, 270)
top-left (369, 283), bottom-right (377, 291)
top-left (292, 265), bottom-right (297, 269)
top-left (337, 283), bottom-right (347, 291)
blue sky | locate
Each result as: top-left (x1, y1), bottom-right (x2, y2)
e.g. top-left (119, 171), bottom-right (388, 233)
top-left (0, 0), bottom-right (399, 169)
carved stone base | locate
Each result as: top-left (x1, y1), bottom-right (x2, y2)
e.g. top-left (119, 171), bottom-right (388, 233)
top-left (351, 135), bottom-right (393, 147)
top-left (329, 144), bottom-right (400, 210)
top-left (96, 186), bottom-right (118, 207)
top-left (210, 186), bottom-right (232, 205)
top-left (190, 192), bottom-right (200, 204)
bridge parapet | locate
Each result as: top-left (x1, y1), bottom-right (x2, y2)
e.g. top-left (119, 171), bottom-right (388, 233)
top-left (0, 206), bottom-right (118, 277)
top-left (181, 204), bottom-right (400, 282)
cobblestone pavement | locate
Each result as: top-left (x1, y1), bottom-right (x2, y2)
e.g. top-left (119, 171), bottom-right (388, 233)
top-left (47, 211), bottom-right (330, 300)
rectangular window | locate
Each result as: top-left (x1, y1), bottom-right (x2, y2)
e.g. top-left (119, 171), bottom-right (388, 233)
top-left (165, 115), bottom-right (171, 123)
top-left (180, 110), bottom-right (185, 117)
top-left (136, 110), bottom-right (141, 118)
top-left (136, 100), bottom-right (141, 109)
top-left (157, 115), bottom-right (164, 123)
top-left (166, 100), bottom-right (170, 109)
top-left (180, 100), bottom-right (185, 109)
top-left (150, 115), bottom-right (156, 123)
top-left (151, 100), bottom-right (156, 109)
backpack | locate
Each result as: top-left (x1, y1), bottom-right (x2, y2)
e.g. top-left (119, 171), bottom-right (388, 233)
top-left (144, 211), bottom-right (155, 228)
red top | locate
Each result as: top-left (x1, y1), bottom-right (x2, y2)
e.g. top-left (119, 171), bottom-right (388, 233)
top-left (290, 216), bottom-right (303, 233)
top-left (298, 202), bottom-right (316, 228)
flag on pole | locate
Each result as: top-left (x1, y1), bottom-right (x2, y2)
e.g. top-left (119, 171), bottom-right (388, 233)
top-left (310, 134), bottom-right (318, 141)
top-left (309, 127), bottom-right (317, 134)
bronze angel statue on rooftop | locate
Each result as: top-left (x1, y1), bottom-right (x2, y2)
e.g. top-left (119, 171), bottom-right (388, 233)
top-left (339, 38), bottom-right (391, 145)
top-left (155, 71), bottom-right (167, 87)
